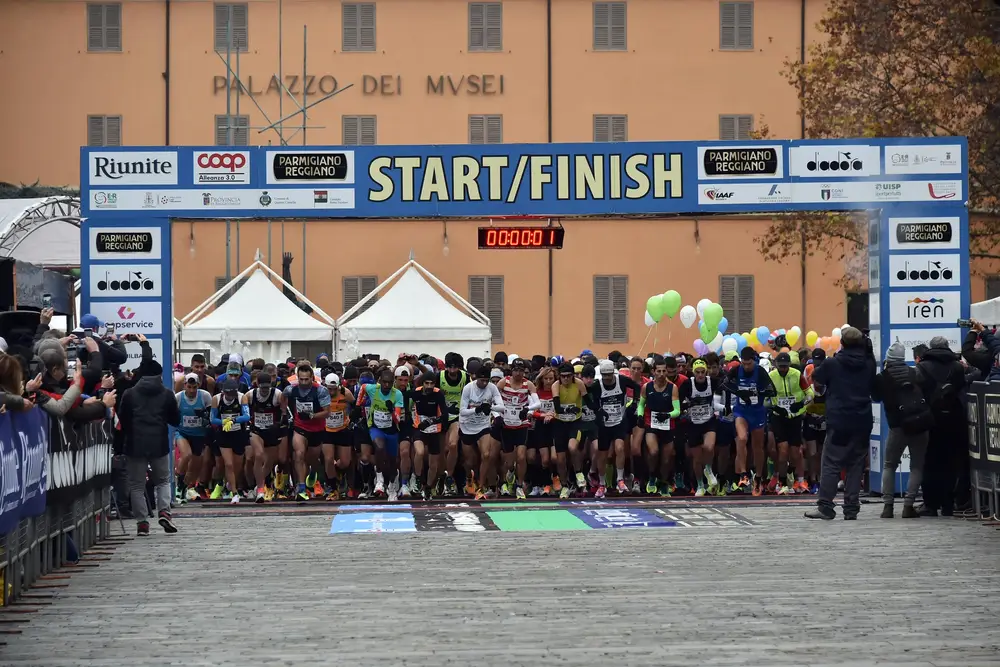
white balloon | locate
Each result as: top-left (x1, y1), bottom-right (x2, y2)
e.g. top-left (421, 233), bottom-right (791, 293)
top-left (832, 327), bottom-right (842, 339)
top-left (722, 337), bottom-right (738, 354)
top-left (709, 332), bottom-right (724, 352)
top-left (644, 310), bottom-right (656, 327)
top-left (790, 325), bottom-right (802, 335)
top-left (842, 323), bottom-right (850, 331)
top-left (679, 305), bottom-right (698, 329)
top-left (696, 298), bottom-right (713, 319)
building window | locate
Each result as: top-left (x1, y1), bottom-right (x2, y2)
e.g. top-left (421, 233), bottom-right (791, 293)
top-left (343, 275), bottom-right (378, 313)
top-left (593, 2), bottom-right (627, 51)
top-left (720, 1), bottom-right (753, 50)
top-left (593, 114), bottom-right (627, 142)
top-left (470, 275), bottom-right (504, 343)
top-left (214, 3), bottom-right (248, 52)
top-left (87, 3), bottom-right (122, 52)
top-left (215, 114), bottom-right (249, 146)
top-left (469, 2), bottom-right (502, 51)
top-left (343, 3), bottom-right (376, 52)
top-left (214, 276), bottom-right (247, 305)
top-left (594, 275), bottom-right (628, 343)
top-left (719, 275), bottom-right (754, 335)
top-left (469, 115), bottom-right (503, 144)
top-left (719, 114), bottom-right (753, 140)
top-left (986, 276), bottom-right (1000, 301)
top-left (87, 115), bottom-right (122, 147)
top-left (343, 116), bottom-right (377, 145)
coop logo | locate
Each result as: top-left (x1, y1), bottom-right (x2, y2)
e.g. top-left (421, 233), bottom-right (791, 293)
top-left (193, 151), bottom-right (250, 184)
top-left (704, 189), bottom-right (734, 201)
top-left (89, 151), bottom-right (178, 185)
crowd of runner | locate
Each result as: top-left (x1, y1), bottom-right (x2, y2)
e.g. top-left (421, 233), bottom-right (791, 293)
top-left (172, 341), bottom-right (841, 504)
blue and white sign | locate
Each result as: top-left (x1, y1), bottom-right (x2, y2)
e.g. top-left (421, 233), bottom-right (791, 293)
top-left (569, 508), bottom-right (675, 529)
top-left (330, 512), bottom-right (417, 534)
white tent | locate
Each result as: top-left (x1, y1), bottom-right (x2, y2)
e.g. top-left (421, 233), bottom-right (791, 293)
top-left (972, 297), bottom-right (1000, 325)
top-left (337, 260), bottom-right (491, 361)
top-left (0, 197), bottom-right (81, 267)
top-left (180, 257), bottom-right (335, 363)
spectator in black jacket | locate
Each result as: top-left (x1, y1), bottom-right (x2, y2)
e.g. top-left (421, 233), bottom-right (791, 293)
top-left (876, 342), bottom-right (932, 519)
top-left (961, 321), bottom-right (997, 378)
top-left (805, 327), bottom-right (880, 521)
top-left (118, 358), bottom-right (180, 536)
top-left (915, 336), bottom-right (966, 517)
top-left (78, 314), bottom-right (128, 371)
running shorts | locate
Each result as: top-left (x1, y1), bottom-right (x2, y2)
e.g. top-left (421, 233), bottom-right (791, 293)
top-left (490, 419), bottom-right (503, 442)
top-left (251, 427), bottom-right (282, 447)
top-left (686, 419), bottom-right (717, 447)
top-left (552, 420), bottom-right (579, 454)
top-left (293, 427), bottom-right (325, 448)
top-left (324, 429), bottom-right (353, 448)
top-left (178, 433), bottom-right (207, 457)
top-left (643, 428), bottom-right (674, 447)
top-left (369, 427), bottom-right (401, 456)
top-left (578, 424), bottom-right (598, 445)
top-left (735, 409), bottom-right (767, 431)
top-left (217, 431), bottom-right (249, 456)
top-left (353, 421), bottom-right (372, 450)
top-left (415, 431), bottom-right (442, 455)
top-left (529, 421), bottom-right (553, 449)
top-left (460, 427), bottom-right (491, 448)
top-left (500, 427), bottom-right (528, 454)
top-left (716, 418), bottom-right (736, 446)
top-left (802, 414), bottom-right (826, 443)
top-left (771, 415), bottom-right (804, 447)
top-left (597, 422), bottom-right (628, 452)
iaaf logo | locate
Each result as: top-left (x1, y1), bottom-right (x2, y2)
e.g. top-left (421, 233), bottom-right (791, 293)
top-left (194, 151), bottom-right (250, 184)
top-left (705, 189), bottom-right (734, 201)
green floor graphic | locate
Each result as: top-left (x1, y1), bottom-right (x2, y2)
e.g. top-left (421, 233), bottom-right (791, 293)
top-left (486, 509), bottom-right (590, 532)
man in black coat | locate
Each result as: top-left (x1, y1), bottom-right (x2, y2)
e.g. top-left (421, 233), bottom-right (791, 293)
top-left (915, 336), bottom-right (966, 517)
top-left (118, 359), bottom-right (180, 536)
top-left (805, 327), bottom-right (880, 520)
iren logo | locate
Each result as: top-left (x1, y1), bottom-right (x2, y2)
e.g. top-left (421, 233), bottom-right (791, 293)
top-left (906, 297), bottom-right (945, 319)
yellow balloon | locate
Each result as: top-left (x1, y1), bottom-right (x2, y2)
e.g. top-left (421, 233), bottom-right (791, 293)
top-left (785, 329), bottom-right (800, 347)
top-left (805, 330), bottom-right (818, 347)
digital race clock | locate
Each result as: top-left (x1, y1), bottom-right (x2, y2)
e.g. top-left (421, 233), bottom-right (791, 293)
top-left (478, 227), bottom-right (565, 250)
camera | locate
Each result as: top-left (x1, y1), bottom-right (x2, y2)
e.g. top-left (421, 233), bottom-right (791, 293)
top-left (41, 293), bottom-right (52, 308)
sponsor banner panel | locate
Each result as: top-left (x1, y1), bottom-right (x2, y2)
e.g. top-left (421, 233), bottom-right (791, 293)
top-left (886, 328), bottom-right (962, 361)
top-left (89, 226), bottom-right (162, 261)
top-left (88, 151), bottom-right (179, 186)
top-left (698, 183), bottom-right (791, 205)
top-left (792, 180), bottom-right (963, 205)
top-left (121, 338), bottom-right (165, 373)
top-left (887, 291), bottom-right (961, 327)
top-left (266, 150), bottom-right (357, 186)
top-left (788, 144), bottom-right (882, 178)
top-left (89, 264), bottom-right (162, 297)
top-left (696, 145), bottom-right (784, 180)
top-left (192, 150), bottom-right (251, 185)
top-left (86, 189), bottom-right (356, 211)
top-left (88, 302), bottom-right (163, 335)
top-left (887, 217), bottom-right (961, 251)
top-left (884, 145), bottom-right (962, 175)
top-left (887, 253), bottom-right (961, 288)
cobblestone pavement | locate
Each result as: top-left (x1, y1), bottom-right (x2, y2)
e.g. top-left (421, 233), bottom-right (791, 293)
top-left (3, 501), bottom-right (999, 667)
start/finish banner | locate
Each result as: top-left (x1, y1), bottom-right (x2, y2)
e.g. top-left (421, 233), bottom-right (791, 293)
top-left (0, 409), bottom-right (49, 537)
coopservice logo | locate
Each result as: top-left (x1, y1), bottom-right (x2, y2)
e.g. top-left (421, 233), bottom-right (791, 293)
top-left (118, 306), bottom-right (135, 320)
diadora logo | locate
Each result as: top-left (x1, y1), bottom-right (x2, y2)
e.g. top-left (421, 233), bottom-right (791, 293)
top-left (118, 306), bottom-right (135, 319)
top-left (895, 260), bottom-right (953, 282)
top-left (906, 297), bottom-right (945, 319)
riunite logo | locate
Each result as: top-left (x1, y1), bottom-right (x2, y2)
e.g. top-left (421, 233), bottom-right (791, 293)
top-left (93, 157), bottom-right (173, 180)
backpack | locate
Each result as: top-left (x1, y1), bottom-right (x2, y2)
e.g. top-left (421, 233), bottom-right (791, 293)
top-left (895, 372), bottom-right (934, 435)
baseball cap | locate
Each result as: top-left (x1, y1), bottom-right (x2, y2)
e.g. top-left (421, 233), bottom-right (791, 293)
top-left (222, 377), bottom-right (239, 392)
top-left (80, 314), bottom-right (103, 330)
top-left (490, 368), bottom-right (504, 379)
top-left (229, 353), bottom-right (244, 366)
top-left (324, 372), bottom-right (340, 386)
top-left (598, 359), bottom-right (615, 375)
top-left (691, 360), bottom-right (707, 371)
top-left (394, 366), bottom-right (410, 378)
top-left (775, 352), bottom-right (792, 365)
top-left (184, 372), bottom-right (199, 384)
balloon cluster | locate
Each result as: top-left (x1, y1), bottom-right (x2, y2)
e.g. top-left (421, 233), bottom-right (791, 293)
top-left (734, 324), bottom-right (850, 355)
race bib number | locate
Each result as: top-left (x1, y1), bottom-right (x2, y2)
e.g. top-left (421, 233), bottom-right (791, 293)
top-left (182, 415), bottom-right (202, 429)
top-left (604, 403), bottom-right (623, 425)
top-left (650, 411), bottom-right (671, 431)
top-left (373, 409), bottom-right (393, 429)
top-left (421, 420), bottom-right (442, 434)
top-left (778, 397), bottom-right (795, 411)
top-left (326, 411), bottom-right (345, 429)
top-left (295, 400), bottom-right (313, 416)
top-left (254, 413), bottom-right (274, 429)
top-left (689, 404), bottom-right (712, 424)
top-left (747, 389), bottom-right (759, 406)
top-left (539, 399), bottom-right (555, 413)
top-left (503, 404), bottom-right (522, 426)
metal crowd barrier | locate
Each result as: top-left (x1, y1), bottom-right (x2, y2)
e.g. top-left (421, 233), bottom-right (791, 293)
top-left (0, 414), bottom-right (114, 606)
top-left (965, 381), bottom-right (1000, 520)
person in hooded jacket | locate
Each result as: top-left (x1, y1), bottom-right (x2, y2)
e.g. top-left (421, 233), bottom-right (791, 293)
top-left (805, 327), bottom-right (880, 520)
top-left (118, 359), bottom-right (181, 536)
top-left (961, 320), bottom-right (997, 378)
top-left (876, 341), bottom-right (933, 518)
top-left (915, 336), bottom-right (966, 517)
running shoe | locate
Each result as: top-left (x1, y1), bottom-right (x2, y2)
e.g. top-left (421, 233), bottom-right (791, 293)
top-left (444, 475), bottom-right (458, 497)
top-left (645, 478), bottom-right (658, 495)
top-left (551, 475), bottom-right (562, 492)
top-left (137, 521), bottom-right (150, 536)
top-left (777, 485), bottom-right (790, 495)
top-left (388, 487), bottom-right (399, 502)
top-left (255, 486), bottom-right (266, 503)
top-left (595, 485), bottom-right (606, 499)
top-left (326, 488), bottom-right (340, 501)
top-left (809, 482), bottom-right (820, 494)
top-left (157, 511), bottom-right (177, 533)
top-left (373, 475), bottom-right (386, 498)
top-left (792, 480), bottom-right (809, 494)
top-left (786, 472), bottom-right (795, 489)
top-left (837, 479), bottom-right (845, 491)
top-left (264, 486), bottom-right (275, 502)
top-left (529, 486), bottom-right (543, 497)
top-left (631, 480), bottom-right (641, 495)
top-left (616, 479), bottom-right (629, 495)
top-left (230, 494), bottom-right (240, 504)
top-left (674, 473), bottom-right (687, 493)
top-left (399, 483), bottom-right (410, 498)
top-left (704, 466), bottom-right (719, 494)
top-left (296, 483), bottom-right (310, 501)
top-left (751, 479), bottom-right (763, 497)
top-left (515, 486), bottom-right (526, 500)
top-left (715, 482), bottom-right (727, 497)
top-left (542, 485), bottom-right (553, 497)
top-left (559, 486), bottom-right (571, 499)
top-left (659, 484), bottom-right (672, 498)
top-left (209, 483), bottom-right (224, 500)
top-left (575, 472), bottom-right (587, 490)
top-left (484, 488), bottom-right (496, 499)
top-left (500, 482), bottom-right (512, 497)
top-left (465, 472), bottom-right (477, 497)
top-left (695, 482), bottom-right (706, 497)
top-left (766, 475), bottom-right (779, 494)
top-left (185, 487), bottom-right (201, 502)
top-left (766, 457), bottom-right (775, 479)
top-left (475, 488), bottom-right (487, 501)
top-left (312, 480), bottom-right (325, 498)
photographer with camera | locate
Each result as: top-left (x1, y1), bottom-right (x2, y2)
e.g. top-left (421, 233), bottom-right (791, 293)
top-left (77, 314), bottom-right (128, 371)
top-left (32, 333), bottom-right (114, 421)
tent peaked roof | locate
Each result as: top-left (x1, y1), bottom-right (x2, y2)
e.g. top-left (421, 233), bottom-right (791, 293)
top-left (338, 260), bottom-right (489, 330)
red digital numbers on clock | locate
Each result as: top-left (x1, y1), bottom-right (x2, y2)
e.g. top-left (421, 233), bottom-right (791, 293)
top-left (478, 227), bottom-right (565, 250)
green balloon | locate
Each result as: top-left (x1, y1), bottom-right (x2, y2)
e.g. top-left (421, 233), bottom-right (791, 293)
top-left (659, 290), bottom-right (682, 319)
top-left (646, 295), bottom-right (664, 322)
top-left (703, 302), bottom-right (724, 329)
top-left (700, 325), bottom-right (718, 344)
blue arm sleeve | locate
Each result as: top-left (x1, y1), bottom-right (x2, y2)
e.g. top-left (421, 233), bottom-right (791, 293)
top-left (234, 404), bottom-right (251, 424)
top-left (210, 407), bottom-right (224, 426)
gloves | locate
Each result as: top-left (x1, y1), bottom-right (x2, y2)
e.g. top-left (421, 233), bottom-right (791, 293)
top-left (680, 399), bottom-right (691, 411)
top-left (475, 403), bottom-right (492, 415)
top-left (419, 417), bottom-right (433, 430)
top-left (736, 390), bottom-right (752, 403)
top-left (518, 407), bottom-right (529, 420)
top-left (655, 412), bottom-right (669, 422)
top-left (222, 418), bottom-right (234, 432)
top-left (770, 406), bottom-right (789, 419)
top-left (297, 410), bottom-right (313, 421)
top-left (564, 405), bottom-right (579, 415)
top-left (789, 400), bottom-right (804, 413)
top-left (598, 408), bottom-right (610, 421)
top-left (350, 406), bottom-right (363, 421)
top-left (448, 404), bottom-right (460, 415)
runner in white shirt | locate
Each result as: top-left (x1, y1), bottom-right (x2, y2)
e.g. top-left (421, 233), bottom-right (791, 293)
top-left (459, 365), bottom-right (506, 499)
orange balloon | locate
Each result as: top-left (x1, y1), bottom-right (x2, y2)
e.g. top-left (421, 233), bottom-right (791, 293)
top-left (780, 346), bottom-right (790, 353)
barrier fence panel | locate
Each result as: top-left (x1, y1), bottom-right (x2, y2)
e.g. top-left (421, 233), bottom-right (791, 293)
top-left (965, 382), bottom-right (1000, 520)
top-left (0, 410), bottom-right (113, 606)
